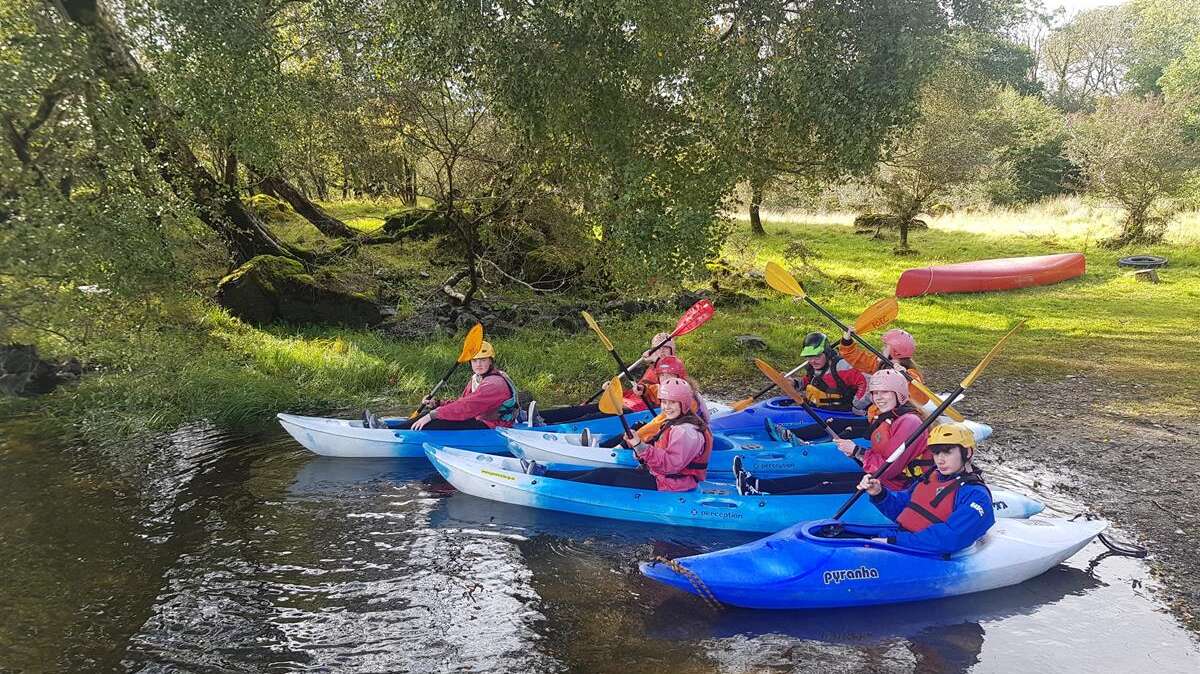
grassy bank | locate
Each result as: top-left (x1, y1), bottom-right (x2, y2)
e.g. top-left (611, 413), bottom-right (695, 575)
top-left (5, 197), bottom-right (1197, 440)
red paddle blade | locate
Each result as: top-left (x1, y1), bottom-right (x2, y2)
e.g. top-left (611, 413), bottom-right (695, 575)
top-left (672, 299), bottom-right (714, 338)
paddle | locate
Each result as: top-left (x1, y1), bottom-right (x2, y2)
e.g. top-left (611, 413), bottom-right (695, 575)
top-left (581, 299), bottom-right (715, 404)
top-left (764, 261), bottom-right (965, 422)
top-left (729, 297), bottom-right (899, 412)
top-left (831, 320), bottom-right (1026, 522)
top-left (582, 311), bottom-right (658, 412)
top-left (753, 358), bottom-right (842, 441)
top-left (410, 323), bottom-right (484, 419)
top-left (597, 375), bottom-right (635, 439)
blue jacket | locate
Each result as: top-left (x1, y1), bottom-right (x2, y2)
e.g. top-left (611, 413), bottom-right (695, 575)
top-left (870, 473), bottom-right (996, 554)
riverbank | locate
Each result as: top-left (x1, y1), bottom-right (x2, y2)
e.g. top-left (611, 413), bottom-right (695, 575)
top-left (3, 199), bottom-right (1198, 632)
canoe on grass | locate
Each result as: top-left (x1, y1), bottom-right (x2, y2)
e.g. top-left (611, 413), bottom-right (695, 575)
top-left (895, 252), bottom-right (1086, 298)
top-left (424, 444), bottom-right (1045, 533)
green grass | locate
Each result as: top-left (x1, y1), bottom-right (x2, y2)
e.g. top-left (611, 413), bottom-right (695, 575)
top-left (8, 197), bottom-right (1198, 441)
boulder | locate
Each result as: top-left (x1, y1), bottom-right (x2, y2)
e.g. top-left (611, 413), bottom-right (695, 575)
top-left (381, 207), bottom-right (448, 238)
top-left (1, 344), bottom-right (81, 396)
top-left (217, 255), bottom-right (381, 327)
top-left (735, 334), bottom-right (769, 351)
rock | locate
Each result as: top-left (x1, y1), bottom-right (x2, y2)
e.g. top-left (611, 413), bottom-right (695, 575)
top-left (381, 207), bottom-right (447, 238)
top-left (216, 255), bottom-right (381, 327)
top-left (735, 334), bottom-right (769, 351)
top-left (552, 313), bottom-right (588, 332)
top-left (676, 289), bottom-right (759, 310)
top-left (604, 298), bottom-right (658, 316)
top-left (0, 344), bottom-right (82, 396)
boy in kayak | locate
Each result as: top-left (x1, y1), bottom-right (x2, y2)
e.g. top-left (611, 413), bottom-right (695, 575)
top-left (384, 341), bottom-right (520, 430)
top-left (839, 327), bottom-right (928, 405)
top-left (522, 380), bottom-right (711, 491)
top-left (791, 332), bottom-right (869, 413)
top-left (857, 422), bottom-right (995, 554)
top-left (735, 369), bottom-right (931, 495)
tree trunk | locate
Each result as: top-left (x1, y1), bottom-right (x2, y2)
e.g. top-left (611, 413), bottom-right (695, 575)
top-left (223, 150), bottom-right (238, 189)
top-left (255, 172), bottom-right (359, 239)
top-left (52, 0), bottom-right (302, 266)
top-left (749, 178), bottom-right (766, 236)
top-left (400, 158), bottom-right (417, 206)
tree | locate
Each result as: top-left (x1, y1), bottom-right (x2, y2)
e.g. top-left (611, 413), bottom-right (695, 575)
top-left (1039, 5), bottom-right (1135, 112)
top-left (1065, 96), bottom-right (1199, 247)
top-left (873, 66), bottom-right (1020, 252)
top-left (1127, 0), bottom-right (1200, 94)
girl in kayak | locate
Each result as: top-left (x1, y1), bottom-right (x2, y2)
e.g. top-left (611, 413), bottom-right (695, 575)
top-left (627, 332), bottom-right (679, 409)
top-left (857, 422), bottom-right (995, 554)
top-left (791, 332), bottom-right (869, 413)
top-left (400, 341), bottom-right (520, 430)
top-left (839, 327), bottom-right (928, 405)
top-left (735, 369), bottom-right (931, 496)
top-left (522, 379), bottom-right (712, 491)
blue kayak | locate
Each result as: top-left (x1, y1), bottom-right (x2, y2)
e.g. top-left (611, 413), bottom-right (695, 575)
top-left (711, 396), bottom-right (994, 442)
top-left (641, 517), bottom-right (1106, 609)
top-left (498, 426), bottom-right (865, 476)
top-left (277, 410), bottom-right (654, 458)
top-left (424, 444), bottom-right (1044, 533)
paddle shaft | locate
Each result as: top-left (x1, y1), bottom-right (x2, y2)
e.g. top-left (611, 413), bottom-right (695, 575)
top-left (743, 363), bottom-right (806, 403)
top-left (606, 348), bottom-right (658, 412)
top-left (413, 360), bottom-right (462, 417)
top-left (797, 397), bottom-right (842, 441)
top-left (585, 331), bottom-right (678, 404)
top-left (801, 296), bottom-right (920, 386)
top-left (831, 386), bottom-right (965, 521)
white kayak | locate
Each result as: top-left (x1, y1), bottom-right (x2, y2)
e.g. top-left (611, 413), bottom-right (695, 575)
top-left (424, 444), bottom-right (1045, 533)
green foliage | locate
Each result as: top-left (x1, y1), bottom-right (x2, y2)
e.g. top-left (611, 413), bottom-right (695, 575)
top-left (1065, 96), bottom-right (1200, 246)
top-left (1127, 0), bottom-right (1200, 94)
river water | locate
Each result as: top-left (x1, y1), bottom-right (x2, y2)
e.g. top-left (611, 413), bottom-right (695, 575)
top-left (2, 416), bottom-right (1198, 673)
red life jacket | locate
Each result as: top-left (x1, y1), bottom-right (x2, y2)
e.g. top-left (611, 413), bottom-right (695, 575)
top-left (651, 414), bottom-right (713, 483)
top-left (895, 471), bottom-right (985, 532)
top-left (802, 356), bottom-right (857, 411)
top-left (868, 407), bottom-right (934, 480)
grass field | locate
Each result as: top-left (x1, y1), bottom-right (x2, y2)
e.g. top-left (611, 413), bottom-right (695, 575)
top-left (9, 197), bottom-right (1197, 439)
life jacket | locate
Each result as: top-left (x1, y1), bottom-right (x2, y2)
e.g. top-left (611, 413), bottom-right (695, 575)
top-left (802, 356), bottom-right (857, 411)
top-left (895, 471), bottom-right (989, 533)
top-left (868, 406), bottom-right (934, 479)
top-left (476, 368), bottom-right (520, 424)
top-left (650, 414), bottom-right (713, 483)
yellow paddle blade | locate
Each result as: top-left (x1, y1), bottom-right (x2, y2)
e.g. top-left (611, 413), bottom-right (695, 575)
top-left (853, 297), bottom-right (899, 334)
top-left (580, 311), bottom-right (615, 351)
top-left (961, 320), bottom-right (1027, 389)
top-left (598, 376), bottom-right (625, 415)
top-left (753, 358), bottom-right (808, 407)
top-left (456, 323), bottom-right (485, 363)
top-left (764, 261), bottom-right (806, 298)
top-left (910, 379), bottom-right (965, 422)
top-left (730, 396), bottom-right (756, 412)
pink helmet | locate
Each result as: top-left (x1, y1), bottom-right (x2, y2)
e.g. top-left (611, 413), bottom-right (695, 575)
top-left (881, 329), bottom-right (916, 359)
top-left (868, 368), bottom-right (909, 405)
top-left (658, 379), bottom-right (695, 407)
top-left (656, 355), bottom-right (688, 378)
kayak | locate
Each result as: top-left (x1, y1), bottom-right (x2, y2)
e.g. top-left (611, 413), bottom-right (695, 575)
top-left (710, 396), bottom-right (993, 443)
top-left (424, 444), bottom-right (1044, 533)
top-left (640, 517), bottom-right (1105, 609)
top-left (497, 427), bottom-right (864, 476)
top-left (278, 410), bottom-right (654, 458)
top-left (895, 252), bottom-right (1086, 298)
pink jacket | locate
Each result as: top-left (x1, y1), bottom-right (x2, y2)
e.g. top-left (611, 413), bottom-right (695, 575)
top-left (639, 423), bottom-right (707, 492)
top-left (430, 372), bottom-right (515, 429)
top-left (861, 412), bottom-right (929, 491)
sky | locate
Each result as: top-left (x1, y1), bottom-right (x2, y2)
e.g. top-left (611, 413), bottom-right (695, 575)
top-left (1050, 0), bottom-right (1129, 16)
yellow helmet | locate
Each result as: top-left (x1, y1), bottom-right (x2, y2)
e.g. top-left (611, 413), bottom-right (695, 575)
top-left (927, 422), bottom-right (976, 449)
top-left (471, 341), bottom-right (496, 360)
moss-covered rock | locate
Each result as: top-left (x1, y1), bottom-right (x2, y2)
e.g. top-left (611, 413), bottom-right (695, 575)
top-left (216, 255), bottom-right (381, 327)
top-left (381, 207), bottom-right (448, 237)
top-left (243, 194), bottom-right (296, 223)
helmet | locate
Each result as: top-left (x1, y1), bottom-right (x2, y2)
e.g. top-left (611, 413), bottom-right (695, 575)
top-left (471, 341), bottom-right (496, 360)
top-left (927, 422), bottom-right (976, 463)
top-left (800, 332), bottom-right (829, 358)
top-left (927, 422), bottom-right (976, 449)
top-left (868, 368), bottom-right (909, 405)
top-left (658, 379), bottom-right (695, 407)
top-left (656, 355), bottom-right (688, 378)
top-left (881, 329), bottom-right (916, 359)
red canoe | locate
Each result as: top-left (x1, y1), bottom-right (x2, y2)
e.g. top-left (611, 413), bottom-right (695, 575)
top-left (895, 253), bottom-right (1086, 298)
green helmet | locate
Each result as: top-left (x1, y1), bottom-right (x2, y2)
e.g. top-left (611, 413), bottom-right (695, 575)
top-left (800, 332), bottom-right (829, 358)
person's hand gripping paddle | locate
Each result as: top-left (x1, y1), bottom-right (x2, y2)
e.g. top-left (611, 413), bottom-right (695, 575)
top-left (410, 323), bottom-right (483, 419)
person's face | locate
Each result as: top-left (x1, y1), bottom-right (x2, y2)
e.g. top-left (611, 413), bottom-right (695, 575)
top-left (470, 358), bottom-right (492, 375)
top-left (932, 446), bottom-right (966, 474)
top-left (806, 353), bottom-right (827, 369)
top-left (661, 398), bottom-right (684, 419)
top-left (870, 389), bottom-right (898, 413)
